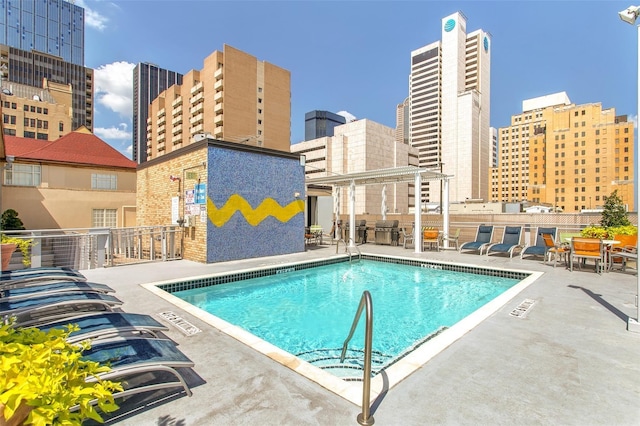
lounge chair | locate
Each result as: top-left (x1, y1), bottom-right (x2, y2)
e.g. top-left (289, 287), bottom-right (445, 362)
top-left (460, 225), bottom-right (494, 255)
top-left (37, 312), bottom-right (169, 344)
top-left (486, 226), bottom-right (524, 258)
top-left (570, 237), bottom-right (604, 273)
top-left (441, 228), bottom-right (460, 250)
top-left (0, 267), bottom-right (87, 287)
top-left (1, 281), bottom-right (114, 301)
top-left (521, 227), bottom-right (557, 260)
top-left (1, 292), bottom-right (122, 327)
top-left (73, 337), bottom-right (194, 411)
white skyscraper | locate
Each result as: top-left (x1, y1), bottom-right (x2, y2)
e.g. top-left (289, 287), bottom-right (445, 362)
top-left (409, 11), bottom-right (491, 205)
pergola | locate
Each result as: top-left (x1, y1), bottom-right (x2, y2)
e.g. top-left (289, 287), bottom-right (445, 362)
top-left (305, 166), bottom-right (453, 253)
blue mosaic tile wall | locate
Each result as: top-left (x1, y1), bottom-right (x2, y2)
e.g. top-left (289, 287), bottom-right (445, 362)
top-left (206, 146), bottom-right (306, 262)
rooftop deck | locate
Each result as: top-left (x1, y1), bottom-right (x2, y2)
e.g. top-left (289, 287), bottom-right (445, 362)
top-left (80, 243), bottom-right (640, 425)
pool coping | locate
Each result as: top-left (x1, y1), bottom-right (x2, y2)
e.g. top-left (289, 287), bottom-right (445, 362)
top-left (141, 252), bottom-right (543, 406)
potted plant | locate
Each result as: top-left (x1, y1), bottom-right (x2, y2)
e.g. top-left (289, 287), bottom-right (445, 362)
top-left (1, 209), bottom-right (32, 270)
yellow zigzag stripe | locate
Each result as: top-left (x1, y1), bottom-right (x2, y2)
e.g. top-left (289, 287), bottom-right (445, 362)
top-left (207, 194), bottom-right (305, 227)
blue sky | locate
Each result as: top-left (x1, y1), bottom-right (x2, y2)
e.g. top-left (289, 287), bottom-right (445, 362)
top-left (79, 0), bottom-right (638, 159)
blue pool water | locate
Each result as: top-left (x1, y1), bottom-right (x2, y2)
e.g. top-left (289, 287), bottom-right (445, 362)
top-left (173, 259), bottom-right (520, 375)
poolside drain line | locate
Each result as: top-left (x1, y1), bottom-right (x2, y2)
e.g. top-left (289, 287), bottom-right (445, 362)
top-left (158, 311), bottom-right (202, 336)
top-left (509, 299), bottom-right (536, 318)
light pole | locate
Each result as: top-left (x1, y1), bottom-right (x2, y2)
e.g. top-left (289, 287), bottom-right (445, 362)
top-left (618, 4), bottom-right (640, 333)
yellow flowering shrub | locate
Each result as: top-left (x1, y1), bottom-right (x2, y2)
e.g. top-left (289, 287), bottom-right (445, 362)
top-left (0, 322), bottom-right (122, 425)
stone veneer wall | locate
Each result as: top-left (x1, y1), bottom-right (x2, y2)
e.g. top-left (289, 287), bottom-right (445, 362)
top-left (137, 146), bottom-right (208, 263)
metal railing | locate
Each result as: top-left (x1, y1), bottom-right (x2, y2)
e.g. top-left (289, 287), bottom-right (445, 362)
top-left (1, 226), bottom-right (183, 270)
top-left (340, 290), bottom-right (374, 426)
top-left (336, 238), bottom-right (362, 262)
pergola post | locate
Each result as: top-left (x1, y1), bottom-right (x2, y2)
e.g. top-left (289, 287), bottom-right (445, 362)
top-left (414, 172), bottom-right (422, 253)
top-left (442, 177), bottom-right (450, 249)
top-left (349, 179), bottom-right (356, 247)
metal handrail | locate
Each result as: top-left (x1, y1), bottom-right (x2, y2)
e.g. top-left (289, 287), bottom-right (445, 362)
top-left (336, 238), bottom-right (362, 262)
top-left (340, 291), bottom-right (374, 426)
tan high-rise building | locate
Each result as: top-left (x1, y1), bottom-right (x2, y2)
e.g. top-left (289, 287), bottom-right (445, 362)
top-left (146, 45), bottom-right (291, 160)
top-left (491, 92), bottom-right (635, 212)
top-left (0, 79), bottom-right (73, 141)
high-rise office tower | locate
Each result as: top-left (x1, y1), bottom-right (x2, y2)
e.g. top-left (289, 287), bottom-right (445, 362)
top-left (146, 44), bottom-right (291, 160)
top-left (133, 63), bottom-right (183, 163)
top-left (0, 0), bottom-right (84, 65)
top-left (304, 110), bottom-right (346, 141)
top-left (408, 11), bottom-right (491, 205)
top-left (0, 0), bottom-right (92, 131)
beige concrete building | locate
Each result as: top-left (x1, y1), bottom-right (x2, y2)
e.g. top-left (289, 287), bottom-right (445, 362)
top-left (0, 127), bottom-right (137, 229)
top-left (291, 119), bottom-right (419, 217)
top-left (0, 78), bottom-right (73, 140)
top-left (491, 92), bottom-right (635, 212)
top-left (146, 44), bottom-right (291, 160)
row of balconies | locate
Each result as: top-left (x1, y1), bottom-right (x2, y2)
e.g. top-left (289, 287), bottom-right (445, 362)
top-left (189, 103), bottom-right (204, 115)
top-left (172, 115), bottom-right (182, 126)
top-left (190, 113), bottom-right (204, 125)
top-left (190, 81), bottom-right (203, 95)
top-left (172, 97), bottom-right (182, 108)
top-left (190, 92), bottom-right (204, 105)
top-left (191, 123), bottom-right (204, 134)
top-left (173, 124), bottom-right (182, 135)
top-left (172, 105), bottom-right (182, 116)
top-left (157, 108), bottom-right (165, 119)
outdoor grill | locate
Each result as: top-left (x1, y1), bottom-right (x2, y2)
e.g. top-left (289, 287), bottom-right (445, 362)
top-left (375, 220), bottom-right (399, 245)
top-left (344, 220), bottom-right (368, 244)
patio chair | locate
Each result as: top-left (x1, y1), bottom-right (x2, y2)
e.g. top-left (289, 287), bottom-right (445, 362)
top-left (37, 312), bottom-right (169, 344)
top-left (401, 227), bottom-right (415, 249)
top-left (73, 337), bottom-right (194, 412)
top-left (542, 233), bottom-right (569, 267)
top-left (608, 234), bottom-right (638, 272)
top-left (521, 227), bottom-right (557, 260)
top-left (486, 226), bottom-right (524, 258)
top-left (422, 228), bottom-right (440, 252)
top-left (1, 292), bottom-right (123, 327)
top-left (441, 228), bottom-right (460, 250)
top-left (1, 281), bottom-right (114, 301)
top-left (569, 237), bottom-right (604, 274)
top-left (459, 225), bottom-right (494, 255)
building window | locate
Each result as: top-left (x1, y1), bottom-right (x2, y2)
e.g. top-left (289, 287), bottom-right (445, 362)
top-left (4, 164), bottom-right (41, 186)
top-left (92, 173), bottom-right (117, 190)
top-left (23, 131), bottom-right (35, 138)
top-left (59, 122), bottom-right (64, 132)
top-left (92, 209), bottom-right (117, 228)
top-left (36, 133), bottom-right (48, 140)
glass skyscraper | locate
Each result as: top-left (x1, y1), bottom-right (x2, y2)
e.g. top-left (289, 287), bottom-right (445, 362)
top-left (133, 63), bottom-right (183, 164)
top-left (0, 0), bottom-right (84, 66)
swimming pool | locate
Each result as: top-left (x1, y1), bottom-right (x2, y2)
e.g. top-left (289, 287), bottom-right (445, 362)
top-left (144, 254), bottom-right (541, 404)
top-left (171, 259), bottom-right (519, 379)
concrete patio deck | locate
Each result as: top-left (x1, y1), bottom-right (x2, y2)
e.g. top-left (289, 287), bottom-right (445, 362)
top-left (80, 243), bottom-right (640, 425)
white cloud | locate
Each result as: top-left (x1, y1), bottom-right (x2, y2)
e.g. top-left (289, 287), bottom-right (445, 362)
top-left (336, 110), bottom-right (357, 122)
top-left (76, 1), bottom-right (109, 31)
top-left (94, 61), bottom-right (135, 118)
top-left (94, 123), bottom-right (131, 140)
top-left (630, 114), bottom-right (638, 129)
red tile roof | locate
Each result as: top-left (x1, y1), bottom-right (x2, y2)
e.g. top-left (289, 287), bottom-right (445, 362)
top-left (4, 130), bottom-right (136, 169)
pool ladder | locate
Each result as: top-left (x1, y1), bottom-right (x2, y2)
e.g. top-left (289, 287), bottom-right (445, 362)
top-left (341, 290), bottom-right (374, 426)
top-left (336, 238), bottom-right (362, 262)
